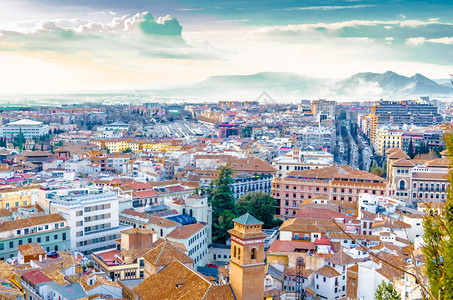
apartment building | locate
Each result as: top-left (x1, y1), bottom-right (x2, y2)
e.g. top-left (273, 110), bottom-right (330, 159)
top-left (387, 148), bottom-right (449, 204)
top-left (0, 186), bottom-right (40, 209)
top-left (0, 214), bottom-right (70, 260)
top-left (291, 126), bottom-right (336, 153)
top-left (273, 165), bottom-right (388, 218)
top-left (272, 148), bottom-right (334, 177)
top-left (0, 119), bottom-right (49, 139)
top-left (47, 187), bottom-right (130, 254)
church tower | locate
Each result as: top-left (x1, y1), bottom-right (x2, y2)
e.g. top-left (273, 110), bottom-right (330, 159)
top-left (229, 213), bottom-right (266, 300)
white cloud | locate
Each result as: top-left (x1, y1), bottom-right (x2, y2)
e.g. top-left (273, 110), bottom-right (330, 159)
top-left (427, 37), bottom-right (453, 45)
top-left (406, 37), bottom-right (426, 45)
top-left (276, 5), bottom-right (374, 11)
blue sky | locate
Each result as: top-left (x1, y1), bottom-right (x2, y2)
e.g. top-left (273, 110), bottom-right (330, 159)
top-left (0, 0), bottom-right (452, 93)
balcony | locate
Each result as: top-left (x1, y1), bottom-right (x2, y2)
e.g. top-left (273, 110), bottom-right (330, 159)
top-left (293, 237), bottom-right (311, 241)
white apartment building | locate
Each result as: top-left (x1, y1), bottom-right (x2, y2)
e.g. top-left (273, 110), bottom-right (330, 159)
top-left (291, 126), bottom-right (336, 153)
top-left (166, 222), bottom-right (209, 268)
top-left (272, 148), bottom-right (334, 177)
top-left (0, 119), bottom-right (49, 139)
top-left (48, 187), bottom-right (131, 255)
top-left (168, 194), bottom-right (213, 242)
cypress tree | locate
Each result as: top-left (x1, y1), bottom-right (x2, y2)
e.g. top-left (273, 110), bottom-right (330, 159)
top-left (408, 137), bottom-right (414, 159)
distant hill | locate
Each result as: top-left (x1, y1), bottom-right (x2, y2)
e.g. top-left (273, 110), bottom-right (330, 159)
top-left (147, 72), bottom-right (329, 99)
top-left (332, 71), bottom-right (452, 97)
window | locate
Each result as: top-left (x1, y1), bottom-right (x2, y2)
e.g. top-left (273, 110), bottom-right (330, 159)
top-left (37, 237), bottom-right (41, 243)
top-left (238, 248), bottom-right (241, 260)
top-left (54, 234), bottom-right (58, 240)
top-left (9, 241), bottom-right (13, 248)
top-left (28, 238), bottom-right (32, 243)
top-left (251, 248), bottom-right (257, 260)
top-left (323, 277), bottom-right (326, 282)
top-left (0, 243), bottom-right (3, 250)
top-left (18, 240), bottom-right (22, 245)
top-left (46, 236), bottom-right (50, 242)
top-left (234, 246), bottom-right (237, 258)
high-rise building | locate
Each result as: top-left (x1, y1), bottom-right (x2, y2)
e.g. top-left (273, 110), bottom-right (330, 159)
top-left (368, 101), bottom-right (442, 148)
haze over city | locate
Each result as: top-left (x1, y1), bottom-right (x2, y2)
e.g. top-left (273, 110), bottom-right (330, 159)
top-left (0, 0), bottom-right (452, 100)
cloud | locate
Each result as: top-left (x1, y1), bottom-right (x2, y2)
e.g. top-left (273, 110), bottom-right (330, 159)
top-left (406, 37), bottom-right (426, 45)
top-left (427, 37), bottom-right (453, 45)
top-left (276, 5), bottom-right (374, 11)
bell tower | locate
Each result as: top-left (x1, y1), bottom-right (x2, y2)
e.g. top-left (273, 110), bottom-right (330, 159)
top-left (229, 213), bottom-right (266, 300)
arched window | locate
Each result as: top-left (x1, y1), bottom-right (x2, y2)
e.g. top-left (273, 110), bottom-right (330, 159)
top-left (233, 246), bottom-right (237, 258)
top-left (399, 180), bottom-right (406, 190)
top-left (251, 248), bottom-right (257, 260)
top-left (160, 229), bottom-right (163, 237)
top-left (238, 248), bottom-right (241, 260)
top-left (190, 209), bottom-right (193, 217)
top-left (182, 208), bottom-right (186, 215)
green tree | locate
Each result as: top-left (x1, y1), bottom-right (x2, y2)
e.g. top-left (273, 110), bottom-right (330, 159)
top-left (408, 137), bottom-right (415, 159)
top-left (375, 281), bottom-right (401, 300)
top-left (208, 166), bottom-right (237, 243)
top-left (423, 131), bottom-right (453, 299)
top-left (123, 148), bottom-right (132, 153)
top-left (213, 210), bottom-right (237, 244)
top-left (236, 192), bottom-right (282, 229)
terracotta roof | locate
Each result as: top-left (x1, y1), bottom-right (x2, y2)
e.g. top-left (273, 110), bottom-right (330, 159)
top-left (226, 157), bottom-right (277, 173)
top-left (295, 207), bottom-right (348, 219)
top-left (17, 242), bottom-right (46, 256)
top-left (22, 270), bottom-right (52, 285)
top-left (315, 265), bottom-right (341, 278)
top-left (144, 240), bottom-right (193, 267)
top-left (266, 240), bottom-right (316, 253)
top-left (79, 274), bottom-right (121, 291)
top-left (0, 214), bottom-right (65, 232)
top-left (326, 250), bottom-right (365, 266)
top-left (134, 190), bottom-right (158, 198)
top-left (120, 209), bottom-right (149, 220)
top-left (279, 217), bottom-right (345, 234)
top-left (134, 259), bottom-right (235, 300)
top-left (387, 150), bottom-right (410, 160)
top-left (329, 232), bottom-right (381, 241)
top-left (167, 223), bottom-right (206, 239)
top-left (425, 158), bottom-right (450, 167)
top-left (148, 215), bottom-right (179, 228)
top-left (371, 219), bottom-right (411, 229)
top-left (314, 238), bottom-right (331, 245)
top-left (391, 158), bottom-right (415, 167)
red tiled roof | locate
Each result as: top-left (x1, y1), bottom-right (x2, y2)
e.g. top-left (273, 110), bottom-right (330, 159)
top-left (134, 190), bottom-right (158, 198)
top-left (167, 223), bottom-right (205, 239)
top-left (295, 207), bottom-right (349, 219)
top-left (266, 240), bottom-right (316, 253)
top-left (22, 270), bottom-right (52, 285)
top-left (314, 238), bottom-right (331, 245)
top-left (166, 185), bottom-right (185, 193)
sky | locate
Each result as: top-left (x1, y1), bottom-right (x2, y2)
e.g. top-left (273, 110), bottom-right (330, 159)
top-left (0, 0), bottom-right (453, 94)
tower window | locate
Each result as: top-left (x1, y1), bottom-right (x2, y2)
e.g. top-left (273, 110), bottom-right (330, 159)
top-left (238, 248), bottom-right (241, 260)
top-left (233, 246), bottom-right (237, 258)
top-left (251, 248), bottom-right (257, 260)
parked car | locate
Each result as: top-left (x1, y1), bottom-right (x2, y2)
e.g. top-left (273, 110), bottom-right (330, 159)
top-left (47, 251), bottom-right (59, 259)
top-left (207, 263), bottom-right (219, 268)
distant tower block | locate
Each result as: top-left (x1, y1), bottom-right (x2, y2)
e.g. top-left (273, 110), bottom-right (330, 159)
top-left (229, 213), bottom-right (266, 300)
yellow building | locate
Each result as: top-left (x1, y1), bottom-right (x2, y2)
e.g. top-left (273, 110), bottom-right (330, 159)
top-left (92, 139), bottom-right (181, 153)
top-left (0, 186), bottom-right (40, 209)
top-left (376, 127), bottom-right (403, 155)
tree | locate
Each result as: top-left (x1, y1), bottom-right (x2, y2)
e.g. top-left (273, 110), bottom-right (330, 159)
top-left (375, 281), bottom-right (401, 300)
top-left (422, 130), bottom-right (453, 299)
top-left (236, 192), bottom-right (282, 229)
top-left (208, 166), bottom-right (237, 243)
top-left (408, 137), bottom-right (415, 159)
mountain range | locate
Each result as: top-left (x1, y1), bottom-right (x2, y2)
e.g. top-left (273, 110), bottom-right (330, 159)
top-left (146, 70), bottom-right (452, 100)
